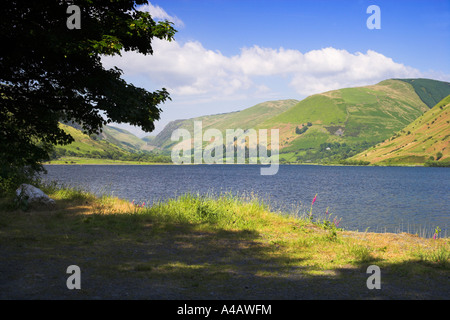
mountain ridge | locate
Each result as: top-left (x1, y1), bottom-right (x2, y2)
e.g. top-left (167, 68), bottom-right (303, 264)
top-left (395, 78), bottom-right (450, 108)
top-left (51, 78), bottom-right (450, 165)
top-left (149, 78), bottom-right (450, 164)
top-left (50, 123), bottom-right (170, 163)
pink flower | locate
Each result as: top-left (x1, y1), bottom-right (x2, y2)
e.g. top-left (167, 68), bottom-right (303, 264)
top-left (311, 194), bottom-right (317, 206)
top-left (433, 233), bottom-right (437, 240)
top-left (333, 217), bottom-right (341, 228)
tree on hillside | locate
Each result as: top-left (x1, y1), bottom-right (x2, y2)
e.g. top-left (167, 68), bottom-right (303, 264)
top-left (295, 125), bottom-right (308, 135)
top-left (0, 0), bottom-right (176, 192)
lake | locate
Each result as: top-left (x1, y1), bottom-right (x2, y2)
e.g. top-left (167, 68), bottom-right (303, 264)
top-left (42, 164), bottom-right (450, 237)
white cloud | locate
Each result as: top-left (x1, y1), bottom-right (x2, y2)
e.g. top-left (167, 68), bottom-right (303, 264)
top-left (138, 3), bottom-right (184, 27)
top-left (103, 39), bottom-right (426, 101)
top-left (290, 49), bottom-right (423, 94)
top-left (103, 40), bottom-right (253, 101)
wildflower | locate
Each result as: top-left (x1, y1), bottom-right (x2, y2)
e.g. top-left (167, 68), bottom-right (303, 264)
top-left (308, 194), bottom-right (317, 221)
top-left (325, 207), bottom-right (329, 215)
top-left (333, 217), bottom-right (341, 228)
top-left (312, 194), bottom-right (317, 206)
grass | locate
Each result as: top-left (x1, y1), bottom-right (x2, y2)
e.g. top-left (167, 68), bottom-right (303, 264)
top-left (265, 95), bottom-right (348, 125)
top-left (0, 185), bottom-right (449, 299)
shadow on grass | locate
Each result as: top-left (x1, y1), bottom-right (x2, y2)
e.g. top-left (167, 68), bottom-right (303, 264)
top-left (0, 205), bottom-right (448, 300)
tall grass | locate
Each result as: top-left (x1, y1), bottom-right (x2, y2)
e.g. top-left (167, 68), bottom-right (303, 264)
top-left (412, 245), bottom-right (450, 268)
top-left (39, 181), bottom-right (96, 202)
top-left (372, 223), bottom-right (448, 239)
top-left (143, 191), bottom-right (276, 231)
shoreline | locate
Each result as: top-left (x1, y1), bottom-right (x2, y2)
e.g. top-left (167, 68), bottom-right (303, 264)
top-left (1, 188), bottom-right (448, 299)
top-left (43, 156), bottom-right (430, 167)
top-left (44, 160), bottom-right (431, 168)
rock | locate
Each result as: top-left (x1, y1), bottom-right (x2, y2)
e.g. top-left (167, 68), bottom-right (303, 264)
top-left (15, 184), bottom-right (56, 206)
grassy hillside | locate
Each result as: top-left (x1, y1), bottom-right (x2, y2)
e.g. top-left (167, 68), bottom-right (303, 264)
top-left (63, 122), bottom-right (154, 152)
top-left (397, 78), bottom-right (450, 108)
top-left (99, 125), bottom-right (154, 152)
top-left (263, 79), bottom-right (441, 163)
top-left (150, 99), bottom-right (299, 149)
top-left (351, 95), bottom-right (450, 166)
top-left (53, 123), bottom-right (131, 159)
top-left (49, 123), bottom-right (171, 163)
top-left (150, 79), bottom-right (450, 164)
top-left (60, 78), bottom-right (448, 165)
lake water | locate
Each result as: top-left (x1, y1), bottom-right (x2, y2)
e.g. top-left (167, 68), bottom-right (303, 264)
top-left (42, 164), bottom-right (450, 236)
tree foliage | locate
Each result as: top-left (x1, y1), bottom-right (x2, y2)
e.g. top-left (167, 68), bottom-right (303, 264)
top-left (0, 0), bottom-right (176, 193)
top-left (295, 125), bottom-right (309, 135)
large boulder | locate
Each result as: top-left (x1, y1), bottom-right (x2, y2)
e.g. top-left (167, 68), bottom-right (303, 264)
top-left (15, 184), bottom-right (56, 206)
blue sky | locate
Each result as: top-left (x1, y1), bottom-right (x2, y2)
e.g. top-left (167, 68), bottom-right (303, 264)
top-left (102, 0), bottom-right (450, 136)
top-left (163, 0), bottom-right (449, 68)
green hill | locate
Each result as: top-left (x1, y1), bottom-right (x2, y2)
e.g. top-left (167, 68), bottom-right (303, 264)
top-left (49, 123), bottom-right (170, 163)
top-left (264, 79), bottom-right (438, 163)
top-left (99, 125), bottom-right (154, 152)
top-left (54, 78), bottom-right (449, 165)
top-left (150, 99), bottom-right (299, 149)
top-left (63, 122), bottom-right (154, 152)
top-left (351, 95), bottom-right (450, 166)
top-left (52, 123), bottom-right (133, 160)
top-left (150, 79), bottom-right (450, 164)
top-left (396, 78), bottom-right (450, 108)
